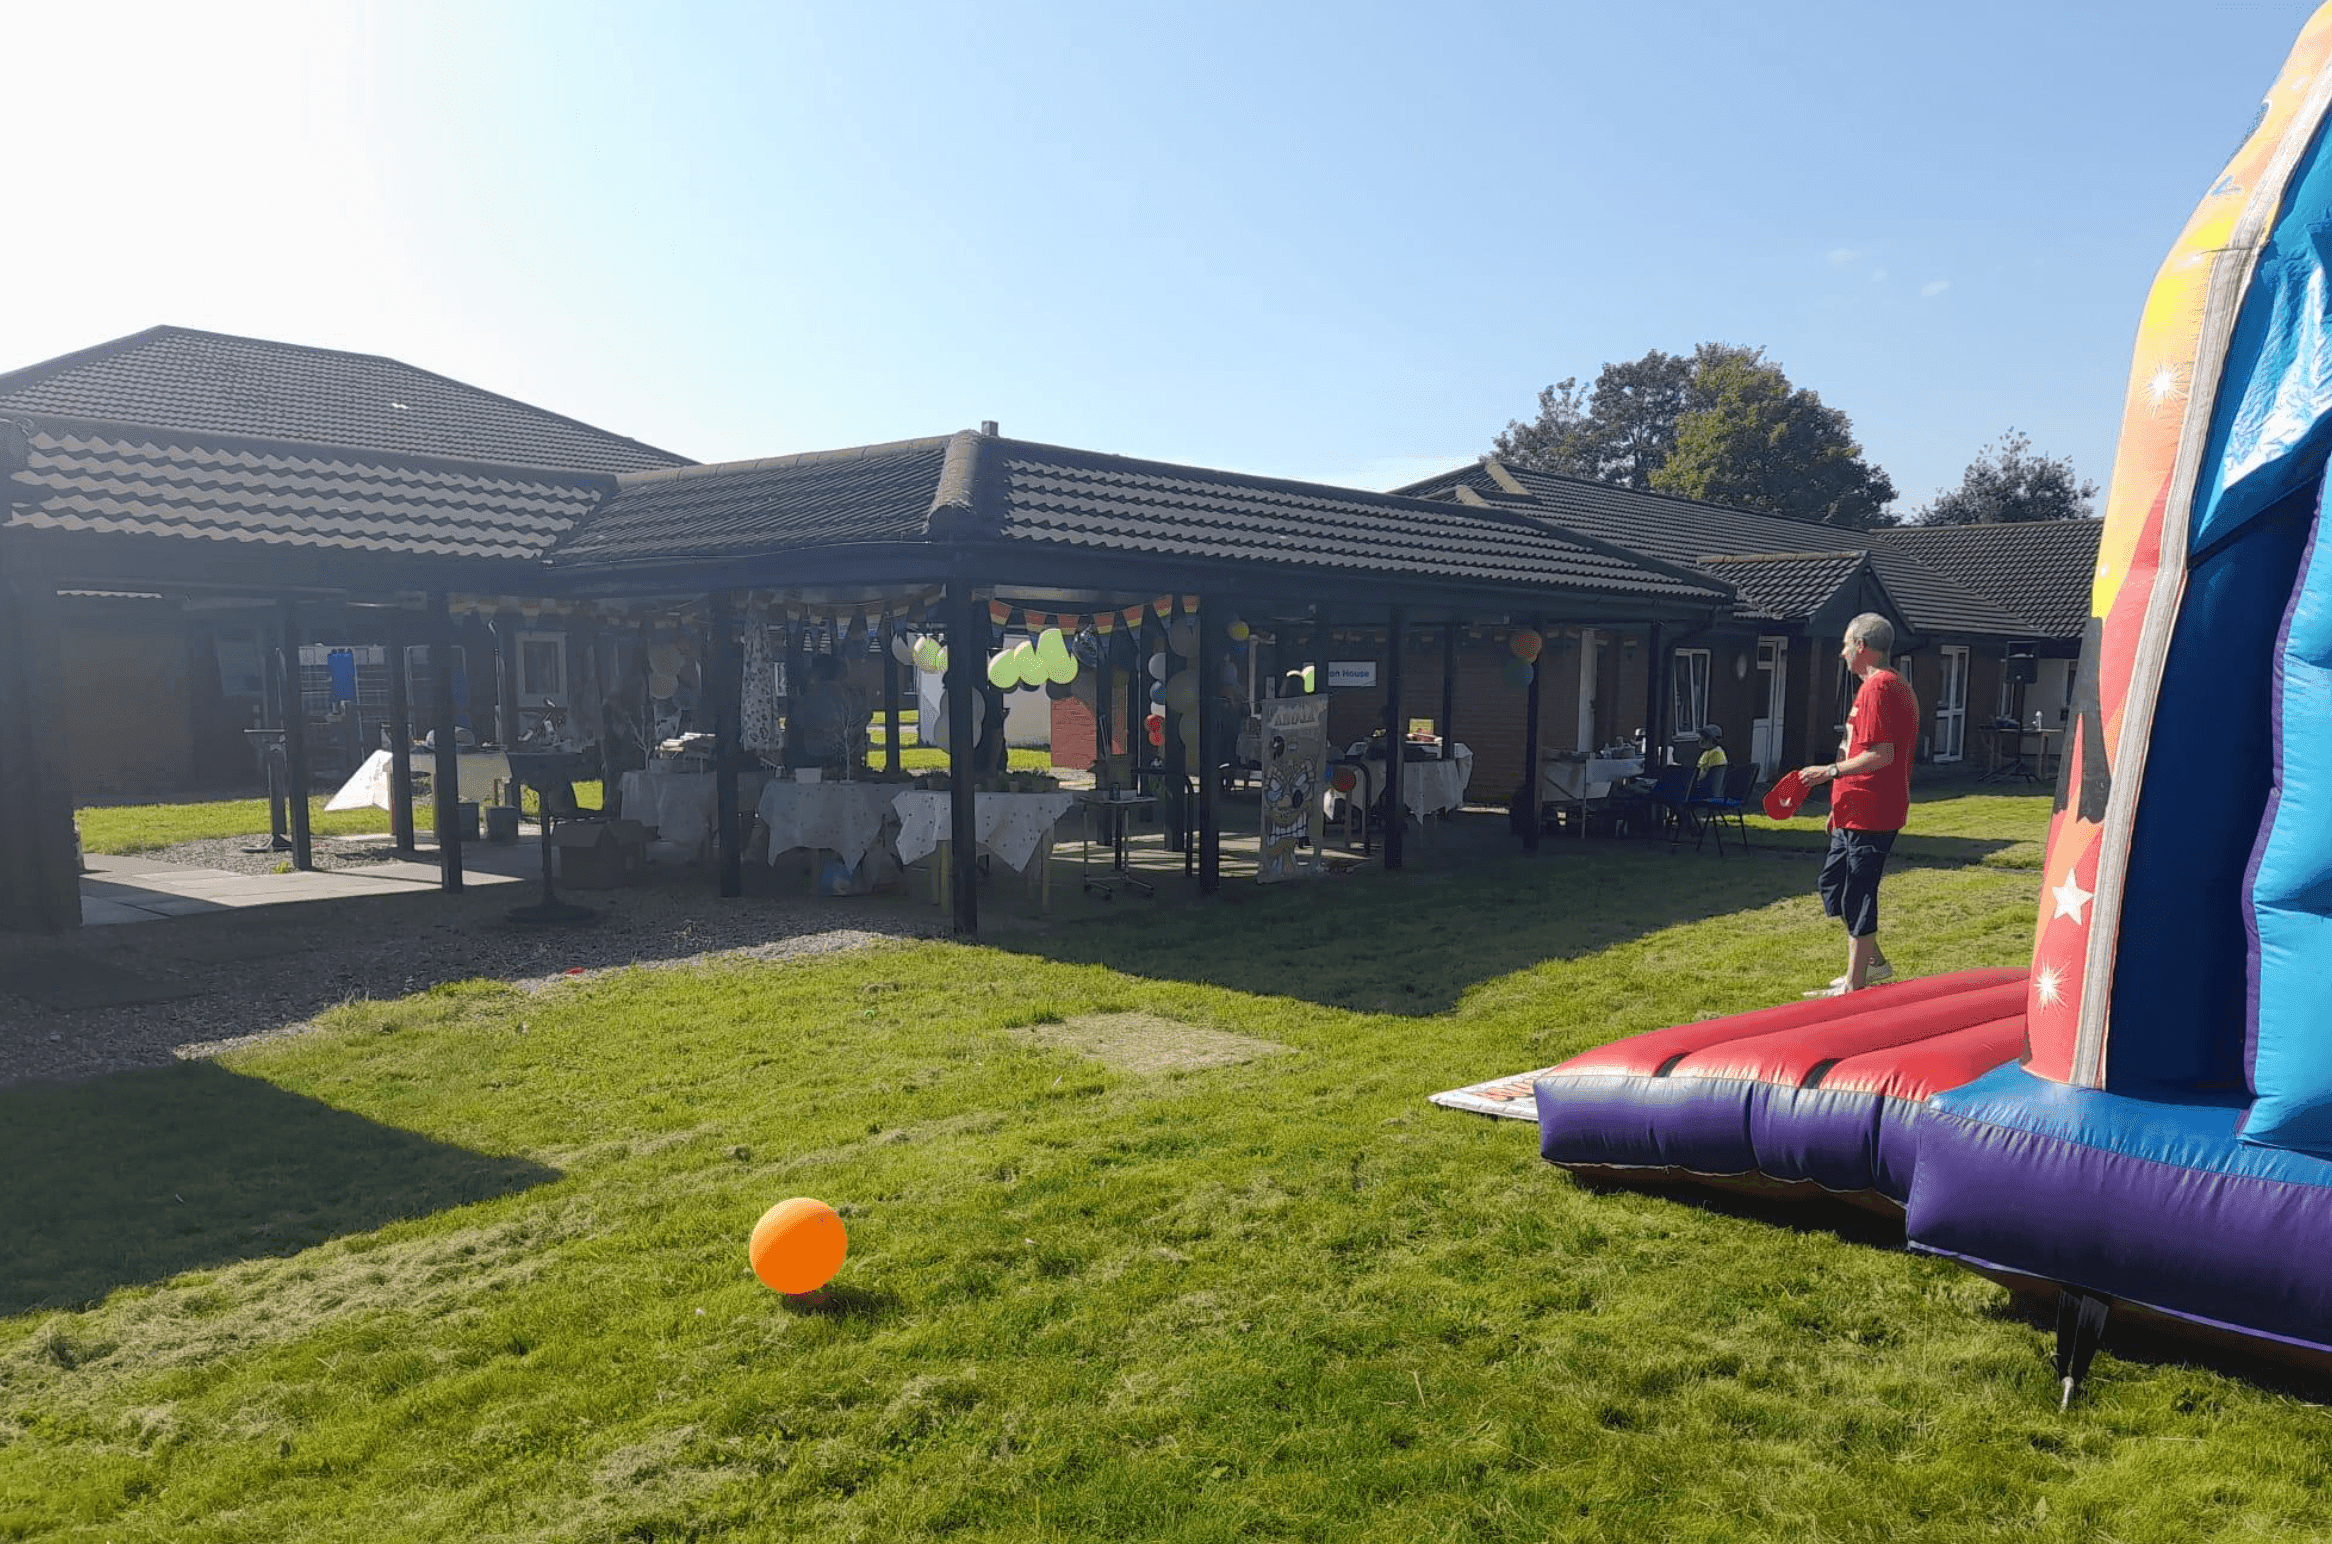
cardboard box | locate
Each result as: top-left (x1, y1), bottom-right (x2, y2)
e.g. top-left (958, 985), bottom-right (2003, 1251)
top-left (552, 818), bottom-right (648, 889)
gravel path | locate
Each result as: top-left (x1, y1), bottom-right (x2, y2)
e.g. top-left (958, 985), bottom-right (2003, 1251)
top-left (135, 834), bottom-right (402, 875)
top-left (0, 855), bottom-right (955, 1089)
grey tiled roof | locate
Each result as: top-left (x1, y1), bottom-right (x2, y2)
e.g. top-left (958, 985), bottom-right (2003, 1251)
top-left (549, 433), bottom-right (1732, 606)
top-left (1396, 461), bottom-right (1866, 569)
top-left (1870, 519), bottom-right (2103, 639)
top-left (1689, 551), bottom-right (1869, 622)
top-left (0, 327), bottom-right (689, 474)
top-left (6, 419), bottom-right (611, 561)
top-left (987, 439), bottom-right (1730, 600)
top-left (1398, 459), bottom-right (2069, 638)
top-left (551, 437), bottom-right (952, 566)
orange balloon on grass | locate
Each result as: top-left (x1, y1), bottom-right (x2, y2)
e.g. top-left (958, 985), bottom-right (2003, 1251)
top-left (749, 1197), bottom-right (848, 1295)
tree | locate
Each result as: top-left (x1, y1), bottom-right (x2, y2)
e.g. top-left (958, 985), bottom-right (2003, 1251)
top-left (1650, 351), bottom-right (1898, 528)
top-left (1495, 349), bottom-right (1693, 488)
top-left (1912, 430), bottom-right (2099, 524)
top-left (1494, 344), bottom-right (1895, 524)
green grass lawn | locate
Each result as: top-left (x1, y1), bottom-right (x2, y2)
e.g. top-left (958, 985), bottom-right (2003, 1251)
top-left (76, 799), bottom-right (396, 855)
top-left (9, 787), bottom-right (2329, 1541)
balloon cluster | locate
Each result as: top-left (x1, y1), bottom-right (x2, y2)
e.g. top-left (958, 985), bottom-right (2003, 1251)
top-left (989, 628), bottom-right (1079, 691)
top-left (1504, 627), bottom-right (1542, 689)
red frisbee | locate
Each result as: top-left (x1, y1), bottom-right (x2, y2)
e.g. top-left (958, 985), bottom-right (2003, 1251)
top-left (1762, 768), bottom-right (1813, 821)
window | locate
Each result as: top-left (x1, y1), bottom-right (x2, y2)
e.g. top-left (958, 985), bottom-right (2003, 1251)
top-left (517, 631), bottom-right (566, 704)
top-left (1670, 649), bottom-right (1710, 739)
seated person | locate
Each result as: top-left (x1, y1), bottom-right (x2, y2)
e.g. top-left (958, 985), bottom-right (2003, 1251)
top-left (1694, 724), bottom-right (1728, 790)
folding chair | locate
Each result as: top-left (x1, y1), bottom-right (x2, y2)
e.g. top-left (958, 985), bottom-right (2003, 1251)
top-left (1676, 761), bottom-right (1729, 854)
top-left (1693, 760), bottom-right (1759, 855)
top-left (1644, 766), bottom-right (1693, 846)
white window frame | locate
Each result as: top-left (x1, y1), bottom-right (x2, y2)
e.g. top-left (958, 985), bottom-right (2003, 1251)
top-left (1670, 648), bottom-right (1711, 740)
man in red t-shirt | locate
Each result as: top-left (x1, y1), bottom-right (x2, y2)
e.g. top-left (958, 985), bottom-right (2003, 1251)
top-left (1799, 613), bottom-right (1918, 996)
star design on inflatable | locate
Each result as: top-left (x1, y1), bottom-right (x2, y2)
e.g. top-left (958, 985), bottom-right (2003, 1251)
top-left (2033, 962), bottom-right (2066, 1009)
top-left (2051, 876), bottom-right (2096, 925)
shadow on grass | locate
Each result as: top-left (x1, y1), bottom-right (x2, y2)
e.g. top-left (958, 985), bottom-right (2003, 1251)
top-left (1001, 840), bottom-right (1826, 1015)
top-left (0, 1060), bottom-right (559, 1316)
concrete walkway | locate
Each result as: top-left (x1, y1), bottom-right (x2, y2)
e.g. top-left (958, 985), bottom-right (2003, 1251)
top-left (79, 846), bottom-right (530, 925)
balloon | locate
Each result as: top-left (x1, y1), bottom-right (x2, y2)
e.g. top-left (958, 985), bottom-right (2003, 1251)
top-left (1164, 670), bottom-right (1199, 714)
top-left (933, 644), bottom-right (948, 675)
top-left (1044, 678), bottom-right (1074, 701)
top-left (1168, 618), bottom-right (1198, 658)
top-left (1501, 657), bottom-right (1535, 690)
top-left (1036, 628), bottom-right (1077, 684)
top-left (889, 630), bottom-right (915, 666)
top-left (1510, 627), bottom-right (1544, 663)
top-left (1011, 640), bottom-right (1045, 689)
top-left (988, 650), bottom-right (1018, 689)
top-left (1330, 766), bottom-right (1358, 794)
top-left (749, 1197), bottom-right (848, 1296)
top-left (1176, 710), bottom-right (1200, 748)
top-left (1149, 683), bottom-right (1166, 704)
top-left (913, 636), bottom-right (943, 673)
top-left (1227, 619), bottom-right (1251, 643)
top-left (648, 670), bottom-right (679, 699)
top-left (1145, 714), bottom-right (1165, 747)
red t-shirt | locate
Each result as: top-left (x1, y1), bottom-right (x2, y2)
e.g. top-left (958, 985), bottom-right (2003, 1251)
top-left (1831, 669), bottom-right (1917, 832)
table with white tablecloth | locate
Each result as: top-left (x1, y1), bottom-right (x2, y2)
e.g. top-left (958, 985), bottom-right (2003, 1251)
top-left (617, 768), bottom-right (771, 852)
top-left (1539, 754), bottom-right (1645, 804)
top-left (891, 790), bottom-right (1078, 873)
top-left (755, 780), bottom-right (899, 868)
top-left (1326, 743), bottom-right (1474, 826)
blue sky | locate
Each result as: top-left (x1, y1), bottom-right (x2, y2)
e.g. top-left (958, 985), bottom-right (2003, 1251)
top-left (5, 1), bottom-right (2320, 511)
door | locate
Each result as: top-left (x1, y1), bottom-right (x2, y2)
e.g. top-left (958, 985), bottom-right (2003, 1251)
top-left (1935, 645), bottom-right (1969, 762)
top-left (1751, 636), bottom-right (1786, 773)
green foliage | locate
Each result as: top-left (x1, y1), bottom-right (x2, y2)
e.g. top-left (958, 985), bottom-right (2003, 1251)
top-left (1498, 344), bottom-right (1896, 527)
top-left (1651, 350), bottom-right (1898, 527)
top-left (11, 789), bottom-right (2328, 1542)
top-left (1913, 430), bottom-right (2100, 525)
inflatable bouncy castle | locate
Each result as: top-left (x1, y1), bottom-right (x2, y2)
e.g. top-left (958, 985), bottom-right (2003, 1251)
top-left (1536, 7), bottom-right (2332, 1398)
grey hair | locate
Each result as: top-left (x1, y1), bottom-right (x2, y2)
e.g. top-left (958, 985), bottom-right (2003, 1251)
top-left (1845, 612), bottom-right (1894, 658)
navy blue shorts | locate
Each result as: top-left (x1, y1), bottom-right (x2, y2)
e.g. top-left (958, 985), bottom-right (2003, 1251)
top-left (1820, 827), bottom-right (1897, 939)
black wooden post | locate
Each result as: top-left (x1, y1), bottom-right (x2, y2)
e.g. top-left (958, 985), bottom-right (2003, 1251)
top-left (386, 609), bottom-right (415, 852)
top-left (1441, 617), bottom-right (1459, 760)
top-left (1095, 623), bottom-right (1115, 779)
top-left (1645, 623), bottom-right (1666, 764)
top-left (1523, 616), bottom-right (1546, 854)
top-left (0, 529), bottom-right (83, 932)
top-left (712, 591), bottom-right (743, 899)
top-left (429, 589), bottom-right (464, 891)
top-left (1383, 604), bottom-right (1407, 872)
top-left (1162, 610), bottom-right (1189, 866)
top-left (1310, 609), bottom-right (1328, 695)
top-left (1196, 598), bottom-right (1221, 894)
top-left (279, 600), bottom-right (314, 871)
top-left (945, 579), bottom-right (980, 934)
top-left (782, 620), bottom-right (808, 772)
top-left (880, 619), bottom-right (902, 775)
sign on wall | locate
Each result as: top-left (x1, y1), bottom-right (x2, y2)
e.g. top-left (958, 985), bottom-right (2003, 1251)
top-left (1325, 660), bottom-right (1377, 689)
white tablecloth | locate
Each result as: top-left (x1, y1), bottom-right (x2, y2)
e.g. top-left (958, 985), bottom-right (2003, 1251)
top-left (1332, 743), bottom-right (1474, 821)
top-left (325, 748), bottom-right (509, 812)
top-left (619, 769), bottom-right (771, 849)
top-left (891, 790), bottom-right (1078, 873)
top-left (755, 780), bottom-right (899, 867)
top-left (1540, 755), bottom-right (1645, 803)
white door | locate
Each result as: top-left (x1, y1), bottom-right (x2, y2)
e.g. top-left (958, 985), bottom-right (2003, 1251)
top-left (1751, 636), bottom-right (1786, 774)
top-left (1935, 646), bottom-right (1969, 762)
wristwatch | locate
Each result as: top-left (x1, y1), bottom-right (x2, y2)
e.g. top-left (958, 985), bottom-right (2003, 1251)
top-left (1828, 762), bottom-right (1840, 781)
